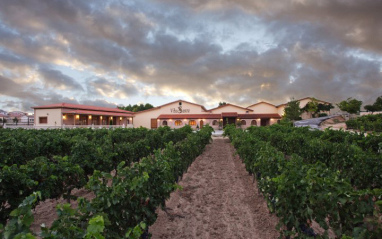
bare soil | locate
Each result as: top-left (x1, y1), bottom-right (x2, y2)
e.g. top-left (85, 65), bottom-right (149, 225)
top-left (30, 188), bottom-right (95, 235)
top-left (321, 116), bottom-right (347, 130)
top-left (321, 115), bottom-right (346, 125)
top-left (149, 138), bottom-right (279, 239)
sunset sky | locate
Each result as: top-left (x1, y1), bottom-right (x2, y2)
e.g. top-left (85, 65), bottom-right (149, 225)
top-left (0, 0), bottom-right (381, 113)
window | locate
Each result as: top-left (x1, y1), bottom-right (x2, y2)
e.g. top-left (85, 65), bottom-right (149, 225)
top-left (179, 102), bottom-right (182, 106)
top-left (189, 120), bottom-right (196, 126)
top-left (162, 120), bottom-right (168, 126)
top-left (212, 120), bottom-right (218, 125)
top-left (175, 120), bottom-right (182, 126)
top-left (39, 117), bottom-right (47, 124)
top-left (241, 120), bottom-right (246, 126)
top-left (251, 120), bottom-right (257, 126)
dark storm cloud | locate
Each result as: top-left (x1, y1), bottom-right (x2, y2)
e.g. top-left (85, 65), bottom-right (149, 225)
top-left (146, 0), bottom-right (382, 106)
top-left (156, 0), bottom-right (382, 53)
top-left (0, 75), bottom-right (80, 111)
top-left (0, 23), bottom-right (70, 67)
top-left (0, 50), bottom-right (34, 80)
top-left (0, 75), bottom-right (37, 100)
top-left (0, 0), bottom-right (90, 34)
top-left (266, 0), bottom-right (382, 54)
top-left (0, 75), bottom-right (118, 112)
top-left (38, 67), bottom-right (84, 91)
top-left (0, 0), bottom-right (381, 111)
top-left (0, 51), bottom-right (28, 68)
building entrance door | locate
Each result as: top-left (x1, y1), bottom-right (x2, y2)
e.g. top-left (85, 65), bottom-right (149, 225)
top-left (223, 117), bottom-right (236, 127)
top-left (200, 120), bottom-right (204, 128)
top-left (261, 118), bottom-right (270, 126)
top-left (151, 118), bottom-right (158, 129)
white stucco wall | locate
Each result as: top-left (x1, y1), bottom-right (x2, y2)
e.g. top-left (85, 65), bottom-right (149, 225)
top-left (34, 109), bottom-right (62, 127)
top-left (134, 98), bottom-right (332, 128)
top-left (277, 106), bottom-right (285, 117)
top-left (134, 110), bottom-right (160, 128)
top-left (134, 101), bottom-right (209, 128)
top-left (247, 103), bottom-right (278, 114)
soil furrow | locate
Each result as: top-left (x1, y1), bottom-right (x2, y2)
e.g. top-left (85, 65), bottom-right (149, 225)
top-left (149, 138), bottom-right (279, 239)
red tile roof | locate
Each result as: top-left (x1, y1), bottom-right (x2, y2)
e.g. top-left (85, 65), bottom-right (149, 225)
top-left (62, 109), bottom-right (134, 117)
top-left (157, 113), bottom-right (281, 120)
top-left (209, 103), bottom-right (253, 112)
top-left (222, 112), bottom-right (238, 117)
top-left (135, 100), bottom-right (210, 114)
top-left (238, 113), bottom-right (281, 119)
top-left (246, 101), bottom-right (276, 108)
top-left (157, 114), bottom-right (221, 119)
top-left (32, 103), bottom-right (133, 114)
top-left (8, 112), bottom-right (27, 117)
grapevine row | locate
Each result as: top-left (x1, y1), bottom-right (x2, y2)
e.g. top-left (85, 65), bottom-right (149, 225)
top-left (224, 125), bottom-right (382, 238)
top-left (346, 114), bottom-right (382, 132)
top-left (246, 124), bottom-right (382, 189)
top-left (0, 126), bottom-right (193, 224)
top-left (1, 125), bottom-right (213, 238)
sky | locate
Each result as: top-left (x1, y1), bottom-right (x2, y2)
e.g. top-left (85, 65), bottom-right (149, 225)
top-left (0, 0), bottom-right (381, 113)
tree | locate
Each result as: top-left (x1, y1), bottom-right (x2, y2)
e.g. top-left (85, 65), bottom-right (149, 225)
top-left (118, 103), bottom-right (154, 112)
top-left (283, 98), bottom-right (302, 121)
top-left (374, 96), bottom-right (382, 111)
top-left (364, 96), bottom-right (382, 114)
top-left (364, 104), bottom-right (378, 114)
top-left (13, 117), bottom-right (18, 125)
top-left (317, 103), bottom-right (334, 112)
top-left (302, 98), bottom-right (319, 118)
top-left (301, 98), bottom-right (334, 118)
top-left (144, 103), bottom-right (154, 110)
top-left (316, 103), bottom-right (334, 117)
top-left (337, 98), bottom-right (362, 114)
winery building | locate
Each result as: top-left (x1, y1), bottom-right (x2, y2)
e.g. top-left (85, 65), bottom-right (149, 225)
top-left (32, 103), bottom-right (134, 128)
top-left (133, 97), bottom-right (332, 129)
top-left (133, 100), bottom-right (282, 130)
top-left (32, 97), bottom-right (332, 129)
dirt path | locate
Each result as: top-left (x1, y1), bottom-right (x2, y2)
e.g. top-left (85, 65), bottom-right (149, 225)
top-left (149, 138), bottom-right (279, 239)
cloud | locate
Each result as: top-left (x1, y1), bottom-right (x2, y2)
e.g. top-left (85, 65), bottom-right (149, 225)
top-left (155, 0), bottom-right (382, 54)
top-left (86, 77), bottom-right (138, 99)
top-left (38, 67), bottom-right (84, 91)
top-left (0, 75), bottom-right (80, 111)
top-left (0, 75), bottom-right (37, 99)
top-left (0, 0), bottom-right (381, 112)
top-left (0, 75), bottom-right (125, 112)
top-left (80, 99), bottom-right (119, 109)
top-left (0, 100), bottom-right (22, 110)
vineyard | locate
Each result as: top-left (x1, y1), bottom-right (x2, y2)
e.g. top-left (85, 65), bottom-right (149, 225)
top-left (1, 123), bottom-right (382, 238)
top-left (224, 124), bottom-right (382, 238)
top-left (0, 125), bottom-right (213, 238)
top-left (346, 114), bottom-right (382, 132)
